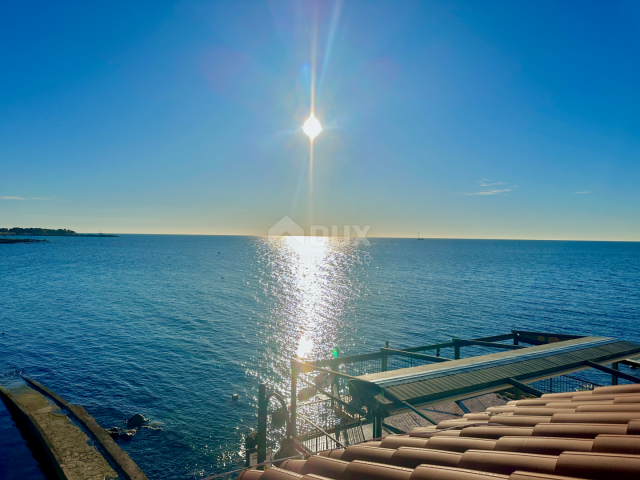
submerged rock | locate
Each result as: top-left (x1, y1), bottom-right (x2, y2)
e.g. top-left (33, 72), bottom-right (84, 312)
top-left (105, 427), bottom-right (119, 439)
top-left (120, 429), bottom-right (136, 440)
top-left (127, 414), bottom-right (146, 428)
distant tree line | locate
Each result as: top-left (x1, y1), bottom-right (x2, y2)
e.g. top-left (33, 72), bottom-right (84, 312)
top-left (0, 227), bottom-right (77, 235)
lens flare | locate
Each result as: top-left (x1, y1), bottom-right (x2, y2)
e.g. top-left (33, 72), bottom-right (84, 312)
top-left (303, 114), bottom-right (322, 139)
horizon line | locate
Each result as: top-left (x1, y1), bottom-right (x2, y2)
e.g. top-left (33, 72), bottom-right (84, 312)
top-left (46, 233), bottom-right (640, 243)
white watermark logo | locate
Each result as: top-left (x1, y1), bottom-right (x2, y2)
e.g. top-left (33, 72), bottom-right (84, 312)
top-left (268, 216), bottom-right (371, 246)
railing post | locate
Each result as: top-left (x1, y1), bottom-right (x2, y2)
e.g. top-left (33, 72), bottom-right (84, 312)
top-left (373, 412), bottom-right (382, 439)
top-left (612, 362), bottom-right (619, 386)
top-left (330, 357), bottom-right (339, 411)
top-left (290, 362), bottom-right (298, 438)
top-left (258, 383), bottom-right (267, 465)
top-left (454, 345), bottom-right (460, 360)
top-left (381, 341), bottom-right (389, 372)
top-left (513, 333), bottom-right (519, 346)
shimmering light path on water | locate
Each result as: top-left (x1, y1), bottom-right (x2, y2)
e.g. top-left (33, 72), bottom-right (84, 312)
top-left (1, 236), bottom-right (639, 478)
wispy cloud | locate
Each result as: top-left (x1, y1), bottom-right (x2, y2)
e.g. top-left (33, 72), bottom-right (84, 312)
top-left (466, 188), bottom-right (512, 196)
top-left (574, 191), bottom-right (591, 194)
top-left (464, 180), bottom-right (516, 196)
top-left (1, 196), bottom-right (56, 201)
top-left (479, 179), bottom-right (506, 187)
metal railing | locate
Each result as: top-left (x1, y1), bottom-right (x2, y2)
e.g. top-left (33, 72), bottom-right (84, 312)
top-left (529, 374), bottom-right (602, 394)
top-left (257, 330), bottom-right (640, 462)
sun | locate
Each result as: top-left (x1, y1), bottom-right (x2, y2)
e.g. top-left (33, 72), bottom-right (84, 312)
top-left (303, 114), bottom-right (322, 139)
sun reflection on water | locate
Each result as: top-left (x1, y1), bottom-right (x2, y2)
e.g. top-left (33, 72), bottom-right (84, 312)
top-left (296, 334), bottom-right (314, 358)
top-left (253, 235), bottom-right (369, 390)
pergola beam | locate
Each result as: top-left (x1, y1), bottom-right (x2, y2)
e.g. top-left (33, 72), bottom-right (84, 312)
top-left (381, 347), bottom-right (451, 363)
top-left (453, 339), bottom-right (526, 350)
top-left (621, 358), bottom-right (640, 369)
top-left (585, 360), bottom-right (640, 384)
top-left (507, 378), bottom-right (544, 397)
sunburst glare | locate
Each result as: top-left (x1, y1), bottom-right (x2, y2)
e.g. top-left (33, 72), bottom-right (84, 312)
top-left (303, 114), bottom-right (322, 139)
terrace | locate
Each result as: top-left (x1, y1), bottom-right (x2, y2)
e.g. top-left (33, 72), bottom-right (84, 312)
top-left (251, 330), bottom-right (640, 464)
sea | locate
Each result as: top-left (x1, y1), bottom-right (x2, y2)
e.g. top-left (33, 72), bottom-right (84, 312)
top-left (1, 235), bottom-right (639, 479)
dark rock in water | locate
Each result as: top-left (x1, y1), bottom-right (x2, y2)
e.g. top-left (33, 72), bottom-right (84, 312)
top-left (105, 427), bottom-right (119, 439)
top-left (127, 414), bottom-right (146, 428)
top-left (120, 429), bottom-right (136, 440)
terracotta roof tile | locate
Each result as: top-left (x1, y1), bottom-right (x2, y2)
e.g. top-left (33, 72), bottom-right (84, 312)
top-left (341, 446), bottom-right (395, 463)
top-left (543, 402), bottom-right (612, 408)
top-left (540, 392), bottom-right (587, 400)
top-left (575, 404), bottom-right (640, 412)
top-left (438, 420), bottom-right (491, 429)
top-left (494, 436), bottom-right (592, 456)
top-left (410, 464), bottom-right (508, 480)
top-left (280, 460), bottom-right (306, 473)
top-left (513, 400), bottom-right (551, 407)
top-left (614, 396), bottom-right (640, 404)
top-left (484, 416), bottom-right (551, 427)
top-left (318, 449), bottom-right (345, 460)
top-left (569, 394), bottom-right (634, 402)
top-left (464, 414), bottom-right (493, 421)
top-left (591, 434), bottom-right (640, 455)
top-left (344, 460), bottom-right (413, 480)
top-left (458, 450), bottom-right (557, 476)
top-left (555, 451), bottom-right (640, 480)
top-left (410, 428), bottom-right (462, 438)
top-left (626, 419), bottom-right (640, 435)
top-left (425, 437), bottom-right (497, 453)
top-left (592, 384), bottom-right (640, 395)
top-left (300, 474), bottom-right (334, 480)
top-left (300, 456), bottom-right (349, 480)
top-left (507, 471), bottom-right (587, 480)
top-left (532, 423), bottom-right (627, 438)
top-left (511, 408), bottom-right (577, 416)
top-left (238, 470), bottom-right (265, 480)
top-left (261, 467), bottom-right (304, 480)
top-left (550, 413), bottom-right (640, 424)
top-left (379, 437), bottom-right (430, 449)
top-left (486, 407), bottom-right (518, 414)
top-left (239, 381), bottom-right (640, 480)
top-left (459, 427), bottom-right (534, 439)
top-left (390, 447), bottom-right (462, 469)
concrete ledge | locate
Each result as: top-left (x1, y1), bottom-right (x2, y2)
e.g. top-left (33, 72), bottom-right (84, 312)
top-left (23, 376), bottom-right (148, 480)
top-left (0, 385), bottom-right (69, 480)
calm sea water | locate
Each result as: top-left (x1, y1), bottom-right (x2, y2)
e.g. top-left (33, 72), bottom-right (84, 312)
top-left (1, 236), bottom-right (639, 478)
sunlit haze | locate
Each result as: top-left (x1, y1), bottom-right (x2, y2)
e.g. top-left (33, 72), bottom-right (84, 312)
top-left (1, 1), bottom-right (639, 240)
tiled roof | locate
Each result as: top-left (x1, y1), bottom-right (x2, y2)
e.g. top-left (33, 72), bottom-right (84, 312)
top-left (239, 382), bottom-right (640, 480)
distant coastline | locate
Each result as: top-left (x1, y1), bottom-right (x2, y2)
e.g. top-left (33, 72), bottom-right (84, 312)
top-left (0, 228), bottom-right (118, 237)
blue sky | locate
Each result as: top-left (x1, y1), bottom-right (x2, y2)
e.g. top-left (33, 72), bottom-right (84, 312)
top-left (1, 0), bottom-right (639, 239)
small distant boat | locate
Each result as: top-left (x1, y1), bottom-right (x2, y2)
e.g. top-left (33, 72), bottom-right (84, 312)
top-left (418, 232), bottom-right (424, 240)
